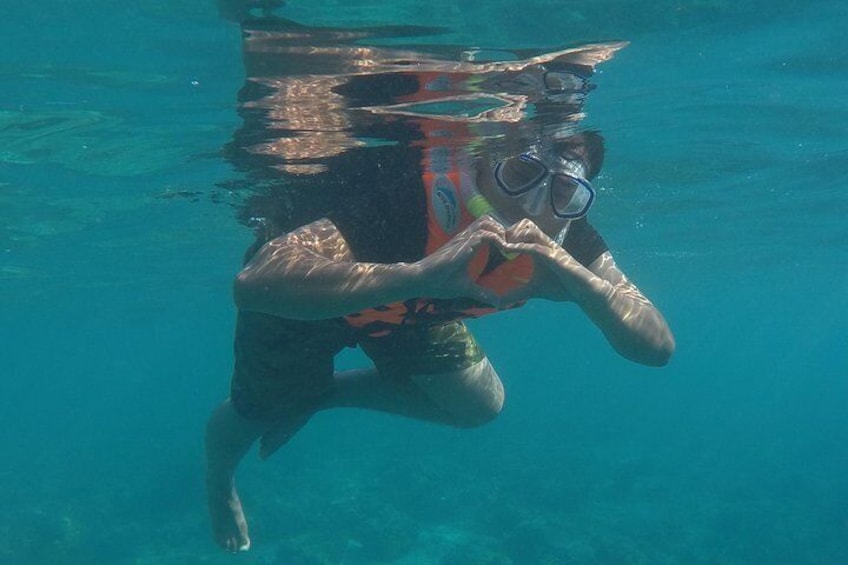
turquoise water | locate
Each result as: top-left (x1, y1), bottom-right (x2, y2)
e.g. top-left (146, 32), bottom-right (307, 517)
top-left (2, 1), bottom-right (846, 563)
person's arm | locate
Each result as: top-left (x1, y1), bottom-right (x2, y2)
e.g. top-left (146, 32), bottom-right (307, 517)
top-left (233, 217), bottom-right (507, 320)
top-left (497, 219), bottom-right (675, 366)
top-left (578, 251), bottom-right (675, 366)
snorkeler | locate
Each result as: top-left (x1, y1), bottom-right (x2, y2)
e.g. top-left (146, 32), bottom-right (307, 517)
top-left (206, 9), bottom-right (674, 554)
top-left (206, 132), bottom-right (675, 551)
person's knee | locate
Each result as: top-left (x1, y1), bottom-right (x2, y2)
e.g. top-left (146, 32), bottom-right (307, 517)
top-left (452, 383), bottom-right (504, 428)
top-left (460, 367), bottom-right (504, 427)
top-left (415, 359), bottom-right (505, 428)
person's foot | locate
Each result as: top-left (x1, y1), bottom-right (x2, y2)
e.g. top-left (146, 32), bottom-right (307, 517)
top-left (208, 482), bottom-right (251, 552)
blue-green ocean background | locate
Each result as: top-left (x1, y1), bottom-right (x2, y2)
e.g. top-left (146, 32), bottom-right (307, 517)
top-left (1, 1), bottom-right (846, 563)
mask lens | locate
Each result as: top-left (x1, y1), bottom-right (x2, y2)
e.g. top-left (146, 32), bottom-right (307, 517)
top-left (544, 71), bottom-right (580, 91)
top-left (550, 175), bottom-right (594, 218)
top-left (495, 154), bottom-right (547, 195)
top-left (543, 71), bottom-right (590, 102)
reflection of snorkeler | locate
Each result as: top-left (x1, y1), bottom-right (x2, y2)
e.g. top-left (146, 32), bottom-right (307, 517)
top-left (206, 8), bottom-right (675, 554)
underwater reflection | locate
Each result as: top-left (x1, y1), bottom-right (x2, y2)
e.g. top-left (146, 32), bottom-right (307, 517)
top-left (227, 17), bottom-right (625, 177)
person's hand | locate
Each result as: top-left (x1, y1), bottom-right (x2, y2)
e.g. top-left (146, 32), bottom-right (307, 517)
top-left (416, 216), bottom-right (587, 307)
top-left (496, 218), bottom-right (587, 303)
top-left (415, 216), bottom-right (510, 304)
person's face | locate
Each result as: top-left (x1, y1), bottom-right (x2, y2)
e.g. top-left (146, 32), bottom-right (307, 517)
top-left (476, 144), bottom-right (597, 239)
top-left (474, 162), bottom-right (572, 237)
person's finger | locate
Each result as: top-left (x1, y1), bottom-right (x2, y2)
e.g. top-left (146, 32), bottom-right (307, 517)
top-left (457, 228), bottom-right (508, 258)
top-left (465, 214), bottom-right (507, 238)
top-left (503, 219), bottom-right (540, 244)
top-left (498, 241), bottom-right (559, 267)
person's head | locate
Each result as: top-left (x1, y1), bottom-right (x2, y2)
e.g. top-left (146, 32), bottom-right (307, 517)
top-left (471, 131), bottom-right (605, 237)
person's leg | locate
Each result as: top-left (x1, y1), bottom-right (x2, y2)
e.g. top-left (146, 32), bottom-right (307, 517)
top-left (327, 357), bottom-right (503, 427)
top-left (325, 321), bottom-right (504, 427)
top-left (259, 321), bottom-right (505, 461)
top-left (205, 399), bottom-right (270, 552)
top-left (206, 311), bottom-right (349, 551)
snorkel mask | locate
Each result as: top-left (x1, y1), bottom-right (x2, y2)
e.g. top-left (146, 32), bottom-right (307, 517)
top-left (493, 150), bottom-right (595, 220)
top-left (491, 146), bottom-right (595, 245)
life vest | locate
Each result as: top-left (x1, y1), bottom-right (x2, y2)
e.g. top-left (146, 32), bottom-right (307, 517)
top-left (344, 117), bottom-right (534, 337)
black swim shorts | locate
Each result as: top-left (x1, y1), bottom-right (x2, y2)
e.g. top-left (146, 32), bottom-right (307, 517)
top-left (230, 310), bottom-right (485, 421)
